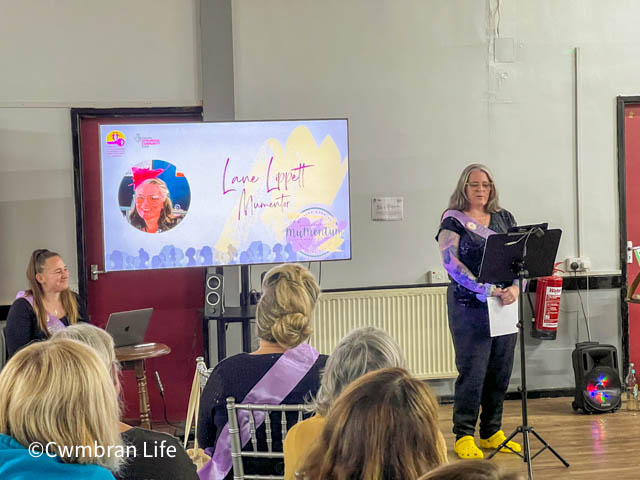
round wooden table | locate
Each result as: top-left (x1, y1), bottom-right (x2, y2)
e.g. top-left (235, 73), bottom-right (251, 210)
top-left (115, 342), bottom-right (171, 429)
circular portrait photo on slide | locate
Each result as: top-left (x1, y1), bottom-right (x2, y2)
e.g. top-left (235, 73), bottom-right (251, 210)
top-left (117, 160), bottom-right (191, 234)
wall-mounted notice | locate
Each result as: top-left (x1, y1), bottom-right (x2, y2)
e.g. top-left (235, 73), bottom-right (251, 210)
top-left (100, 120), bottom-right (350, 271)
top-left (371, 197), bottom-right (404, 221)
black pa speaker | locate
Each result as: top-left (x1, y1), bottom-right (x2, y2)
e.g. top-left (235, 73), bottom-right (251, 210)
top-left (204, 268), bottom-right (224, 318)
top-left (571, 341), bottom-right (622, 414)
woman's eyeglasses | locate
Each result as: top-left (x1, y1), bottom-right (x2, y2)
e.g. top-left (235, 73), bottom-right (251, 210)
top-left (466, 182), bottom-right (492, 190)
top-left (135, 195), bottom-right (162, 204)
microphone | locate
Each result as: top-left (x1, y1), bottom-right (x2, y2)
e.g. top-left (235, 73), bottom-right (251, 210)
top-left (154, 371), bottom-right (165, 399)
top-left (154, 370), bottom-right (181, 431)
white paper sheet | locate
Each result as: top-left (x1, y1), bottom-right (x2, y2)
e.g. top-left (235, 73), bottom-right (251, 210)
top-left (487, 297), bottom-right (519, 337)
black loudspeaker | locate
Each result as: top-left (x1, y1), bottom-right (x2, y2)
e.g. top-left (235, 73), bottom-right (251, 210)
top-left (571, 341), bottom-right (622, 414)
top-left (204, 268), bottom-right (224, 318)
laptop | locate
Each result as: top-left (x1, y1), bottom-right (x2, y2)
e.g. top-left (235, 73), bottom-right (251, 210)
top-left (105, 308), bottom-right (153, 347)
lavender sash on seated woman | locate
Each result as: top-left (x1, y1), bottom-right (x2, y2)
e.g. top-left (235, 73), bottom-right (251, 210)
top-left (199, 342), bottom-right (319, 480)
top-left (15, 291), bottom-right (66, 334)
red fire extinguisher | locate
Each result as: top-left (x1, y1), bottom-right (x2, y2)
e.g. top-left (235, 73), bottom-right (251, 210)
top-left (532, 262), bottom-right (563, 340)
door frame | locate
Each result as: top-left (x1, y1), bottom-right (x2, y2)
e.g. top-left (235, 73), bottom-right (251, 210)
top-left (616, 96), bottom-right (640, 372)
top-left (70, 107), bottom-right (203, 301)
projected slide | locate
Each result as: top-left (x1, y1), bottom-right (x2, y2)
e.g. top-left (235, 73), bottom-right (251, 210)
top-left (99, 120), bottom-right (350, 272)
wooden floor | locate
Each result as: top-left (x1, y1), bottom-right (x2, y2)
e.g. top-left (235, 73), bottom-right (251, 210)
top-left (438, 397), bottom-right (639, 479)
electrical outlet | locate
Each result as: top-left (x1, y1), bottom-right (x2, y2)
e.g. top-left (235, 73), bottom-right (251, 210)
top-left (565, 257), bottom-right (591, 272)
top-left (565, 258), bottom-right (580, 271)
top-left (427, 270), bottom-right (449, 284)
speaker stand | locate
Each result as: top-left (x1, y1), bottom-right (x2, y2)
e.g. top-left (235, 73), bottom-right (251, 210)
top-left (203, 265), bottom-right (256, 366)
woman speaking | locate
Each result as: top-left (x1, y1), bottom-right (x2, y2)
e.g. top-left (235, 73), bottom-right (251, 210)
top-left (436, 164), bottom-right (521, 460)
top-left (5, 249), bottom-right (87, 357)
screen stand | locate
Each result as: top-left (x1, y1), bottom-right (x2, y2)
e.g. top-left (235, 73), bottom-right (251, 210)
top-left (240, 265), bottom-right (250, 307)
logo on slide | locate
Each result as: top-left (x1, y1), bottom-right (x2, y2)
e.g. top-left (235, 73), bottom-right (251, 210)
top-left (106, 130), bottom-right (126, 147)
top-left (286, 207), bottom-right (346, 258)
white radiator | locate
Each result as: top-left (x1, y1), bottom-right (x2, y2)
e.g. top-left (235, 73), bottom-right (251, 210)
top-left (310, 286), bottom-right (457, 380)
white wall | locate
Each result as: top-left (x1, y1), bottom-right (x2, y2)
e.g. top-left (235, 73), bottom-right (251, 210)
top-left (233, 0), bottom-right (491, 287)
top-left (231, 0), bottom-right (637, 389)
top-left (0, 0), bottom-right (201, 304)
top-left (232, 0), bottom-right (639, 289)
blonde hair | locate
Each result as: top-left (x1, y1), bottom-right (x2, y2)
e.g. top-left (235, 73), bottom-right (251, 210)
top-left (129, 178), bottom-right (177, 232)
top-left (52, 323), bottom-right (121, 380)
top-left (256, 263), bottom-right (320, 349)
top-left (300, 368), bottom-right (447, 479)
top-left (25, 249), bottom-right (80, 335)
top-left (447, 163), bottom-right (501, 213)
top-left (0, 339), bottom-right (124, 472)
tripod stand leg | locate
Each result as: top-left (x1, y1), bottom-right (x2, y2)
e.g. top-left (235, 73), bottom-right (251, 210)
top-left (529, 427), bottom-right (570, 467)
top-left (486, 426), bottom-right (523, 459)
top-left (523, 429), bottom-right (533, 480)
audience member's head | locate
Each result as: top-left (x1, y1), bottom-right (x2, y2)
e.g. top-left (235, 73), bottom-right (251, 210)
top-left (52, 323), bottom-right (121, 392)
top-left (256, 263), bottom-right (320, 349)
top-left (418, 459), bottom-right (525, 480)
top-left (25, 248), bottom-right (79, 333)
top-left (0, 339), bottom-right (124, 472)
top-left (300, 367), bottom-right (446, 479)
top-left (313, 326), bottom-right (406, 416)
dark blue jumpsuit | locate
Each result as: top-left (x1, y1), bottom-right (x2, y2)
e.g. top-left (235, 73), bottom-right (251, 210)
top-left (436, 209), bottom-right (517, 439)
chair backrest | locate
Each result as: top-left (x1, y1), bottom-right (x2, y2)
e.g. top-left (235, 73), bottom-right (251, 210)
top-left (196, 356), bottom-right (213, 391)
top-left (0, 321), bottom-right (7, 372)
top-left (226, 397), bottom-right (306, 480)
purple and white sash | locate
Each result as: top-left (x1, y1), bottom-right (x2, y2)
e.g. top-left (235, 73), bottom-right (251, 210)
top-left (15, 291), bottom-right (66, 334)
top-left (198, 342), bottom-right (320, 480)
top-left (442, 211), bottom-right (522, 289)
top-left (442, 210), bottom-right (496, 240)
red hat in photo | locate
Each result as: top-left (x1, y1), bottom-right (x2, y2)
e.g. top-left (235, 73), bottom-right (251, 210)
top-left (129, 167), bottom-right (165, 189)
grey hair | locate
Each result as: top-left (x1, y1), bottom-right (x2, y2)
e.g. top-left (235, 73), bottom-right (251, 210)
top-left (52, 323), bottom-right (120, 379)
top-left (447, 163), bottom-right (501, 213)
top-left (311, 326), bottom-right (406, 416)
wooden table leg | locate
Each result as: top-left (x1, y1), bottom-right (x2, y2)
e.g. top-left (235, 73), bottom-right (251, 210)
top-left (133, 359), bottom-right (151, 430)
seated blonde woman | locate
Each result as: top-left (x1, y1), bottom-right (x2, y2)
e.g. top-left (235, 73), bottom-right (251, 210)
top-left (52, 323), bottom-right (198, 480)
top-left (284, 326), bottom-right (419, 480)
top-left (299, 368), bottom-right (447, 480)
top-left (0, 339), bottom-right (123, 479)
top-left (197, 263), bottom-right (327, 480)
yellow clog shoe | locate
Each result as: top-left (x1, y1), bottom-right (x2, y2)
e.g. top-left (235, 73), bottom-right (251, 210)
top-left (479, 430), bottom-right (522, 453)
top-left (454, 435), bottom-right (484, 459)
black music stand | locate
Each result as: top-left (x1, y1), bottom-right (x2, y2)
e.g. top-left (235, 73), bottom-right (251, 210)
top-left (478, 227), bottom-right (569, 480)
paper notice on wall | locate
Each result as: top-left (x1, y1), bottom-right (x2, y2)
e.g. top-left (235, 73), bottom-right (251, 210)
top-left (371, 197), bottom-right (404, 221)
